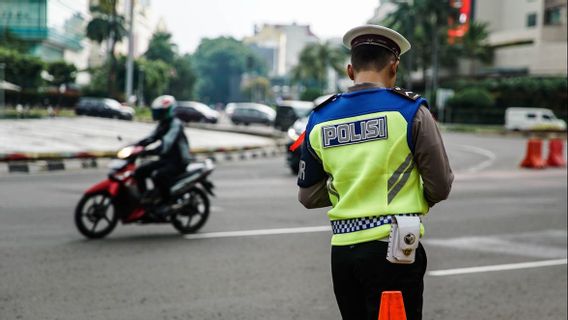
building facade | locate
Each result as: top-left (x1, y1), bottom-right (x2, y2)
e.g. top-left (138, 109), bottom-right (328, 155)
top-left (0, 0), bottom-right (155, 85)
top-left (244, 23), bottom-right (319, 77)
top-left (474, 0), bottom-right (567, 76)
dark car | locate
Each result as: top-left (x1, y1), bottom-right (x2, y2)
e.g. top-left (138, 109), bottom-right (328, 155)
top-left (75, 97), bottom-right (134, 120)
top-left (274, 100), bottom-right (313, 131)
top-left (175, 101), bottom-right (219, 123)
top-left (228, 103), bottom-right (276, 126)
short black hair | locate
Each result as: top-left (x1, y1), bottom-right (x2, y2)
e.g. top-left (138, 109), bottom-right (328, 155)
top-left (351, 45), bottom-right (397, 72)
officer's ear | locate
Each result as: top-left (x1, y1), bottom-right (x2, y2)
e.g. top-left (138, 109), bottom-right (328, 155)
top-left (347, 64), bottom-right (355, 80)
top-left (390, 59), bottom-right (400, 77)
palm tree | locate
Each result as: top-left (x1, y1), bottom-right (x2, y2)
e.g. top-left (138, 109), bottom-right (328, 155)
top-left (458, 22), bottom-right (494, 76)
top-left (86, 0), bottom-right (127, 97)
top-left (385, 0), bottom-right (459, 101)
top-left (291, 42), bottom-right (347, 95)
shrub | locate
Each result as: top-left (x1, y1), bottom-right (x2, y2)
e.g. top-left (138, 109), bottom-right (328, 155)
top-left (446, 88), bottom-right (494, 109)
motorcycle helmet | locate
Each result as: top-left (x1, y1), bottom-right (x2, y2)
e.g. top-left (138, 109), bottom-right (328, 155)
top-left (150, 95), bottom-right (177, 121)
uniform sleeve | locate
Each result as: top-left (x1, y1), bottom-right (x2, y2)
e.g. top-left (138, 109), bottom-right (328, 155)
top-left (412, 106), bottom-right (454, 207)
top-left (297, 125), bottom-right (328, 188)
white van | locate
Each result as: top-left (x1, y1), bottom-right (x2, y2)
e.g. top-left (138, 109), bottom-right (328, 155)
top-left (505, 107), bottom-right (566, 131)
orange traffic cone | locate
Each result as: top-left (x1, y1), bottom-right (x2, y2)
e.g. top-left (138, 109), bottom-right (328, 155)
top-left (378, 291), bottom-right (407, 320)
top-left (546, 138), bottom-right (566, 167)
top-left (520, 139), bottom-right (546, 169)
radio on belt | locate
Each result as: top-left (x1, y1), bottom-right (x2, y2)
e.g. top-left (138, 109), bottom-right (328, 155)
top-left (386, 215), bottom-right (421, 264)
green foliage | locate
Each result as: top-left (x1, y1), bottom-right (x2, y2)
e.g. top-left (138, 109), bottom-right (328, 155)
top-left (88, 56), bottom-right (171, 103)
top-left (193, 37), bottom-right (266, 104)
top-left (86, 0), bottom-right (127, 45)
top-left (86, 0), bottom-right (126, 97)
top-left (0, 28), bottom-right (30, 53)
top-left (145, 31), bottom-right (177, 65)
top-left (0, 47), bottom-right (44, 89)
top-left (447, 88), bottom-right (494, 109)
top-left (300, 88), bottom-right (322, 101)
top-left (47, 61), bottom-right (77, 86)
top-left (443, 77), bottom-right (568, 123)
top-left (385, 0), bottom-right (460, 77)
top-left (166, 54), bottom-right (196, 100)
top-left (139, 58), bottom-right (170, 103)
top-left (291, 42), bottom-right (347, 95)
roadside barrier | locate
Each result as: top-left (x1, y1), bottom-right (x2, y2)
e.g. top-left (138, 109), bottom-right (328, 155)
top-left (546, 138), bottom-right (566, 167)
top-left (520, 139), bottom-right (546, 169)
top-left (378, 291), bottom-right (407, 320)
top-left (0, 144), bottom-right (286, 174)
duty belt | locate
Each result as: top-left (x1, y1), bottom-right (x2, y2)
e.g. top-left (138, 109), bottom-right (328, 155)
top-left (330, 214), bottom-right (419, 235)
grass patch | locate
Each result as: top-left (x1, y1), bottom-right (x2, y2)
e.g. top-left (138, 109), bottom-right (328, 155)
top-left (0, 107), bottom-right (76, 119)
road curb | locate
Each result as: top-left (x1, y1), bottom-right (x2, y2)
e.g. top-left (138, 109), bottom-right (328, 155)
top-left (0, 144), bottom-right (287, 175)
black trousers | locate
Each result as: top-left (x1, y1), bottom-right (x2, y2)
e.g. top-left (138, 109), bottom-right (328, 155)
top-left (331, 240), bottom-right (427, 320)
top-left (134, 159), bottom-right (185, 199)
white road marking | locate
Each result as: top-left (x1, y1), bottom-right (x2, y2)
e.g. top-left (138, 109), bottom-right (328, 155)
top-left (184, 225), bottom-right (331, 240)
top-left (423, 230), bottom-right (567, 259)
top-left (428, 258), bottom-right (567, 276)
top-left (455, 144), bottom-right (497, 173)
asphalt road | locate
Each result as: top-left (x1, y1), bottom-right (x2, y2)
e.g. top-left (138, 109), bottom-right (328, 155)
top-left (0, 132), bottom-right (566, 320)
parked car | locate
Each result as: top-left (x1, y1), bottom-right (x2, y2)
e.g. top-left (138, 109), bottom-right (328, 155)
top-left (75, 97), bottom-right (134, 120)
top-left (175, 101), bottom-right (219, 123)
top-left (274, 100), bottom-right (314, 131)
top-left (505, 107), bottom-right (566, 131)
top-left (228, 103), bottom-right (276, 126)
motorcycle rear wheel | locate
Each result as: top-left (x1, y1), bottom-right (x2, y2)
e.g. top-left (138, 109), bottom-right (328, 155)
top-left (171, 187), bottom-right (210, 234)
top-left (75, 192), bottom-right (118, 239)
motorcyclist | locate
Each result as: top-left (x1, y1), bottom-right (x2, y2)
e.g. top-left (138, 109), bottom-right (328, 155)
top-left (134, 95), bottom-right (191, 206)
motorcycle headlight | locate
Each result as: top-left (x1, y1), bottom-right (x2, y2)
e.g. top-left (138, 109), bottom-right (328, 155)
top-left (117, 146), bottom-right (134, 159)
top-left (287, 127), bottom-right (299, 141)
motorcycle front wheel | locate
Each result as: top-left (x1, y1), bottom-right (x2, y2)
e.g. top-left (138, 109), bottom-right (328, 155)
top-left (171, 187), bottom-right (210, 234)
top-left (75, 192), bottom-right (118, 239)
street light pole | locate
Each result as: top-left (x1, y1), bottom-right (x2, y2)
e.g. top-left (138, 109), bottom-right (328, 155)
top-left (0, 63), bottom-right (5, 114)
top-left (125, 0), bottom-right (135, 104)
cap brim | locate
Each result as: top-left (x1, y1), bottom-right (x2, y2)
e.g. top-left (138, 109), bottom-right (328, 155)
top-left (343, 25), bottom-right (411, 56)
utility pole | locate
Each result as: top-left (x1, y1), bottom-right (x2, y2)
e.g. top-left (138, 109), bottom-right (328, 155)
top-left (125, 0), bottom-right (135, 105)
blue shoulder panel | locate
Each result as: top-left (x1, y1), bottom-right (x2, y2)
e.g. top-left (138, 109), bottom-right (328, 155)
top-left (307, 88), bottom-right (427, 153)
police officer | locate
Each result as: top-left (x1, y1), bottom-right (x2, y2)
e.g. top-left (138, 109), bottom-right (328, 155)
top-left (297, 25), bottom-right (453, 320)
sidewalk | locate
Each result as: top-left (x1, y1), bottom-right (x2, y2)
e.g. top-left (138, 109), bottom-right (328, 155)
top-left (1, 117), bottom-right (284, 173)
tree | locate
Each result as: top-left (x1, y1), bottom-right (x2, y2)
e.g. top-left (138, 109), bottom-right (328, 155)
top-left (86, 0), bottom-right (127, 98)
top-left (193, 37), bottom-right (266, 104)
top-left (0, 47), bottom-right (44, 89)
top-left (167, 54), bottom-right (196, 100)
top-left (291, 42), bottom-right (347, 95)
top-left (47, 61), bottom-right (77, 86)
top-left (456, 22), bottom-right (493, 76)
top-left (0, 28), bottom-right (30, 53)
top-left (88, 56), bottom-right (170, 103)
top-left (145, 31), bottom-right (177, 65)
top-left (386, 0), bottom-right (459, 94)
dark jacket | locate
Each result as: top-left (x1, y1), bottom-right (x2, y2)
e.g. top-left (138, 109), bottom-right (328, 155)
top-left (138, 117), bottom-right (191, 165)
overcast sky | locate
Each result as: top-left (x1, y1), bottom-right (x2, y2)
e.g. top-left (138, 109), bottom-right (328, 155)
top-left (151, 0), bottom-right (379, 54)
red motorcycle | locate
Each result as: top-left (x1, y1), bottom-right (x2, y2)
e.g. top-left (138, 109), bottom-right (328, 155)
top-left (75, 145), bottom-right (215, 239)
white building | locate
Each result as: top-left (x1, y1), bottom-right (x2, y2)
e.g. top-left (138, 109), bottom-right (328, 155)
top-left (88, 0), bottom-right (155, 68)
top-left (244, 23), bottom-right (319, 77)
top-left (474, 0), bottom-right (567, 76)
